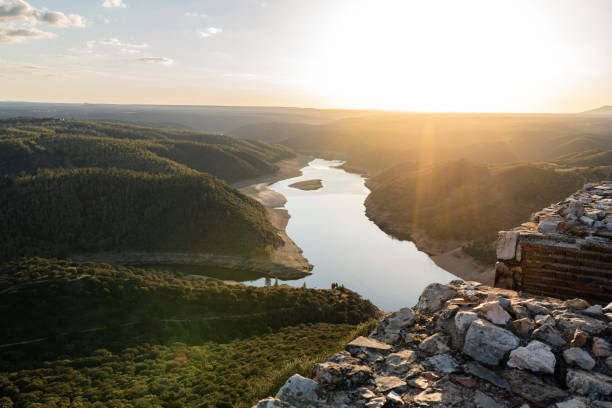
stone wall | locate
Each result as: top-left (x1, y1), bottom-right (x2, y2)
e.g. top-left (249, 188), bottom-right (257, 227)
top-left (253, 281), bottom-right (612, 407)
top-left (495, 182), bottom-right (612, 305)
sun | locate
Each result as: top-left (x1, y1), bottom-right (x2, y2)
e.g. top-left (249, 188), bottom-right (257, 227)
top-left (299, 0), bottom-right (581, 112)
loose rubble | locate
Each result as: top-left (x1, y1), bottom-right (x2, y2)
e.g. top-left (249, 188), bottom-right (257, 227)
top-left (253, 281), bottom-right (612, 407)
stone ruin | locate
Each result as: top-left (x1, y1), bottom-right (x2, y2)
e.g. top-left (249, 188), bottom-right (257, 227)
top-left (495, 182), bottom-right (612, 304)
top-left (253, 281), bottom-right (612, 407)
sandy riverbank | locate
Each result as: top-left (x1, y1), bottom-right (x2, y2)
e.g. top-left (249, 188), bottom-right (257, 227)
top-left (237, 155), bottom-right (314, 279)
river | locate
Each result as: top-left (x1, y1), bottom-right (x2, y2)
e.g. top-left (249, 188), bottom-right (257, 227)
top-left (248, 158), bottom-right (457, 311)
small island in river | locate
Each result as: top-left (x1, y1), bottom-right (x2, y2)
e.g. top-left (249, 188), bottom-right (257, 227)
top-left (289, 179), bottom-right (323, 191)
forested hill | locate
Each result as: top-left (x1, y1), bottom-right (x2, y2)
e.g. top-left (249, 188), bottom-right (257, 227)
top-left (0, 168), bottom-right (280, 260)
top-left (0, 118), bottom-right (294, 182)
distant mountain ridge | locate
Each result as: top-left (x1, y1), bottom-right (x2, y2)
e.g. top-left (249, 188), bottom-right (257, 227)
top-left (581, 105), bottom-right (612, 115)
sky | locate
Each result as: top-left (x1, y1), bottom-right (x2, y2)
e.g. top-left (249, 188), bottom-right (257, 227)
top-left (0, 0), bottom-right (610, 112)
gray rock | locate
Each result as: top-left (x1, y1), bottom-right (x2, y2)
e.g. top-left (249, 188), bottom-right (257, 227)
top-left (512, 317), bottom-right (536, 337)
top-left (603, 302), bottom-right (612, 313)
top-left (555, 398), bottom-right (588, 408)
top-left (580, 215), bottom-right (595, 226)
top-left (384, 349), bottom-right (416, 376)
top-left (583, 304), bottom-right (603, 316)
top-left (423, 353), bottom-right (459, 374)
top-left (414, 283), bottom-right (458, 314)
top-left (504, 370), bottom-right (568, 403)
top-left (538, 220), bottom-right (559, 233)
top-left (522, 299), bottom-right (550, 315)
top-left (413, 380), bottom-right (465, 406)
top-left (385, 391), bottom-right (403, 405)
top-left (563, 347), bottom-right (596, 370)
top-left (532, 324), bottom-right (566, 347)
top-left (374, 375), bottom-right (406, 393)
top-left (474, 301), bottom-right (512, 325)
top-left (463, 362), bottom-right (509, 390)
top-left (475, 390), bottom-right (505, 408)
top-left (252, 397), bottom-right (295, 408)
top-left (346, 336), bottom-right (392, 356)
top-left (566, 369), bottom-right (612, 396)
top-left (365, 396), bottom-right (386, 408)
top-left (276, 374), bottom-right (320, 405)
top-left (314, 361), bottom-right (373, 388)
top-left (463, 319), bottom-right (520, 365)
top-left (373, 307), bottom-right (418, 343)
top-left (496, 231), bottom-right (519, 260)
top-left (419, 333), bottom-right (450, 355)
top-left (534, 314), bottom-right (555, 326)
top-left (507, 340), bottom-right (556, 374)
top-left (593, 337), bottom-right (612, 357)
top-left (563, 298), bottom-right (590, 310)
top-left (556, 311), bottom-right (608, 335)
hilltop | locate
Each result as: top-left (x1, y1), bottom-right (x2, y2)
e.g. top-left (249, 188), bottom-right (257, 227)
top-left (582, 106), bottom-right (612, 116)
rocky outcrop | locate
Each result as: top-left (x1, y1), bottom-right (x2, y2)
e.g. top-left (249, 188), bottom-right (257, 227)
top-left (495, 182), bottom-right (612, 304)
top-left (253, 281), bottom-right (612, 407)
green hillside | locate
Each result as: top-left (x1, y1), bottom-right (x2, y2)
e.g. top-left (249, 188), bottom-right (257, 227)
top-left (0, 258), bottom-right (380, 407)
top-left (0, 169), bottom-right (279, 260)
top-left (365, 160), bottom-right (584, 260)
top-left (0, 118), bottom-right (294, 182)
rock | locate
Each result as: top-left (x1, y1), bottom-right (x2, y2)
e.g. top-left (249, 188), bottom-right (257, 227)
top-left (374, 375), bottom-right (406, 393)
top-left (532, 323), bottom-right (566, 348)
top-left (374, 307), bottom-right (418, 343)
top-left (523, 299), bottom-right (550, 315)
top-left (474, 390), bottom-right (505, 408)
top-left (314, 361), bottom-right (373, 388)
top-left (346, 336), bottom-right (392, 356)
top-left (497, 231), bottom-right (519, 260)
top-left (593, 337), bottom-right (612, 357)
top-left (384, 349), bottom-right (416, 376)
top-left (534, 314), bottom-right (555, 326)
top-left (563, 347), bottom-right (596, 370)
top-left (604, 302), bottom-right (612, 313)
top-left (413, 380), bottom-right (465, 406)
top-left (607, 356), bottom-right (612, 368)
top-left (512, 318), bottom-right (536, 337)
top-left (386, 391), bottom-right (403, 405)
top-left (538, 220), bottom-right (560, 233)
top-left (494, 262), bottom-right (513, 289)
top-left (454, 310), bottom-right (478, 334)
top-left (555, 312), bottom-right (608, 335)
top-left (566, 369), bottom-right (612, 396)
top-left (580, 215), bottom-right (595, 226)
top-left (504, 370), bottom-right (568, 403)
top-left (507, 340), bottom-right (556, 374)
top-left (365, 396), bottom-right (386, 408)
top-left (419, 333), bottom-right (450, 355)
top-left (583, 304), bottom-right (603, 316)
top-left (563, 298), bottom-right (590, 310)
top-left (463, 319), bottom-right (520, 365)
top-left (510, 303), bottom-right (529, 319)
top-left (562, 200), bottom-right (584, 218)
top-left (463, 362), bottom-right (509, 390)
top-left (423, 353), bottom-right (459, 374)
top-left (453, 375), bottom-right (477, 388)
top-left (358, 387), bottom-right (376, 399)
top-left (570, 329), bottom-right (589, 348)
top-left (555, 398), bottom-right (588, 408)
top-left (275, 374), bottom-right (320, 405)
top-left (252, 397), bottom-right (295, 408)
top-left (414, 283), bottom-right (458, 314)
top-left (474, 301), bottom-right (512, 325)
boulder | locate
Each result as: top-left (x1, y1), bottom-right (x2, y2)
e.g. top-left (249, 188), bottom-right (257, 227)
top-left (563, 347), bottom-right (596, 370)
top-left (423, 353), bottom-right (459, 374)
top-left (463, 319), bottom-right (520, 365)
top-left (463, 362), bottom-right (509, 390)
top-left (385, 391), bottom-right (403, 405)
top-left (496, 231), bottom-right (519, 260)
top-left (373, 307), bottom-right (417, 343)
top-left (556, 312), bottom-right (608, 335)
top-left (314, 361), bottom-right (373, 388)
top-left (534, 314), bottom-right (556, 326)
top-left (474, 390), bottom-right (505, 408)
top-left (563, 298), bottom-right (590, 310)
top-left (583, 305), bottom-right (603, 316)
top-left (507, 340), bottom-right (556, 374)
top-left (346, 336), bottom-right (392, 357)
top-left (414, 283), bottom-right (458, 314)
top-left (566, 369), bottom-right (612, 396)
top-left (474, 301), bottom-right (511, 325)
top-left (384, 349), bottom-right (416, 376)
top-left (374, 375), bottom-right (406, 393)
top-left (419, 333), bottom-right (450, 355)
top-left (593, 337), bottom-right (611, 358)
top-left (504, 370), bottom-right (568, 403)
top-left (532, 324), bottom-right (566, 348)
top-left (252, 397), bottom-right (295, 408)
top-left (276, 374), bottom-right (320, 405)
top-left (555, 398), bottom-right (588, 408)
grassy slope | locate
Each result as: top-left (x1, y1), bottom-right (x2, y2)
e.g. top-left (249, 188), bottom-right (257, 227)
top-left (0, 259), bottom-right (379, 407)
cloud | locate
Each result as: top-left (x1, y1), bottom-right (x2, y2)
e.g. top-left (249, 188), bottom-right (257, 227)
top-left (101, 0), bottom-right (126, 8)
top-left (198, 27), bottom-right (222, 38)
top-left (185, 12), bottom-right (208, 18)
top-left (0, 27), bottom-right (55, 43)
top-left (137, 57), bottom-right (174, 65)
top-left (87, 38), bottom-right (148, 54)
top-left (0, 0), bottom-right (85, 27)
